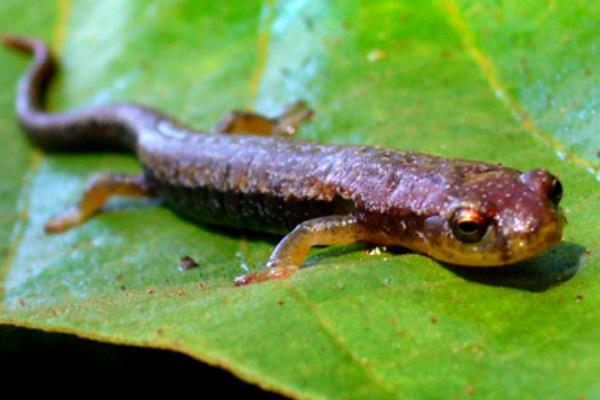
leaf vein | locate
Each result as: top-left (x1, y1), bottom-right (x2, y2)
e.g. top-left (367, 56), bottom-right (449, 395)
top-left (440, 0), bottom-right (599, 179)
top-left (53, 0), bottom-right (73, 55)
top-left (285, 281), bottom-right (397, 397)
top-left (0, 151), bottom-right (43, 303)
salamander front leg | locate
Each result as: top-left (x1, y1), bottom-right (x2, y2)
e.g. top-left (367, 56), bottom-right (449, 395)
top-left (235, 215), bottom-right (363, 286)
top-left (45, 174), bottom-right (155, 233)
top-left (215, 100), bottom-right (314, 137)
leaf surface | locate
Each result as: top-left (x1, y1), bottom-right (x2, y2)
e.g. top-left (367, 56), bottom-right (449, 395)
top-left (1, 1), bottom-right (599, 398)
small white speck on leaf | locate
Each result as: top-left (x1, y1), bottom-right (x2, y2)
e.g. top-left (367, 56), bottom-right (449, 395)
top-left (367, 49), bottom-right (388, 62)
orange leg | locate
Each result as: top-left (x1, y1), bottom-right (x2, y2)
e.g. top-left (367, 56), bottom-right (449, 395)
top-left (215, 100), bottom-right (314, 137)
top-left (235, 215), bottom-right (363, 286)
top-left (45, 174), bottom-right (154, 233)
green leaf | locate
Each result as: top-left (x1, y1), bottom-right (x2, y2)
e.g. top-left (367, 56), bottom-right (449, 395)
top-left (1, 0), bottom-right (599, 398)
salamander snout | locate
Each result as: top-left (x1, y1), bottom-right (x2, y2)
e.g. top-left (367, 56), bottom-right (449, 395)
top-left (519, 169), bottom-right (563, 207)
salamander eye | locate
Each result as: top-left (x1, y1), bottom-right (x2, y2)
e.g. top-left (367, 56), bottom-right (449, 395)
top-left (519, 169), bottom-right (563, 207)
top-left (549, 177), bottom-right (562, 206)
top-left (450, 208), bottom-right (489, 243)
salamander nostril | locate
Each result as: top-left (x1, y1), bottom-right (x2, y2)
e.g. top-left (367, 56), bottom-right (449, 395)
top-left (549, 178), bottom-right (563, 206)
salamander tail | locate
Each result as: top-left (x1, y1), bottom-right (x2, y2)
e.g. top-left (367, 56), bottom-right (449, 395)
top-left (2, 35), bottom-right (56, 119)
top-left (3, 35), bottom-right (145, 152)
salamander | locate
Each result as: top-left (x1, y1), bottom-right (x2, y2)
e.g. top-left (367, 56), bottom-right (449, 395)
top-left (3, 36), bottom-right (566, 285)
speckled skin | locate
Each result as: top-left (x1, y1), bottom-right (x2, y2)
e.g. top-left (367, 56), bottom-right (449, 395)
top-left (4, 36), bottom-right (566, 274)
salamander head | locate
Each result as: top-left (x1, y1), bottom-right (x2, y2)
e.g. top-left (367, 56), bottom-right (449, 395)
top-left (421, 168), bottom-right (565, 266)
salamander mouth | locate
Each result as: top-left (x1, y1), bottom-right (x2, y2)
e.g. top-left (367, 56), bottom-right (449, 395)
top-left (484, 215), bottom-right (565, 267)
top-left (502, 208), bottom-right (566, 265)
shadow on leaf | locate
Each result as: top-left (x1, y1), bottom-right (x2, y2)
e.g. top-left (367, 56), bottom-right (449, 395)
top-left (441, 241), bottom-right (585, 292)
top-left (168, 215), bottom-right (585, 294)
top-left (304, 243), bottom-right (368, 267)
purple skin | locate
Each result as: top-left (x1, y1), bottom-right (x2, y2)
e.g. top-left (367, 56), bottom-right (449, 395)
top-left (3, 36), bottom-right (566, 285)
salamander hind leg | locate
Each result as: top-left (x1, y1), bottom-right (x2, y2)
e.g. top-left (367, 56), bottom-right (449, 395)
top-left (45, 174), bottom-right (155, 233)
top-left (235, 215), bottom-right (363, 286)
top-left (215, 100), bottom-right (314, 137)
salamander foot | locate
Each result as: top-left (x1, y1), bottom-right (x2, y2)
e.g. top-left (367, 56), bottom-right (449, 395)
top-left (234, 265), bottom-right (299, 286)
top-left (44, 173), bottom-right (155, 233)
top-left (45, 207), bottom-right (86, 233)
top-left (234, 215), bottom-right (364, 286)
top-left (215, 100), bottom-right (314, 137)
